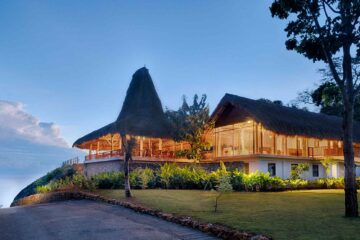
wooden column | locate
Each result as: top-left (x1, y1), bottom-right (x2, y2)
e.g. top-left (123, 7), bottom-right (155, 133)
top-left (111, 135), bottom-right (114, 151)
top-left (140, 138), bottom-right (144, 157)
top-left (252, 122), bottom-right (256, 154)
top-left (97, 141), bottom-right (100, 156)
top-left (296, 136), bottom-right (299, 156)
top-left (119, 135), bottom-right (122, 150)
top-left (89, 144), bottom-right (92, 160)
top-left (159, 139), bottom-right (162, 150)
top-left (273, 133), bottom-right (276, 155)
top-left (148, 138), bottom-right (152, 156)
top-left (259, 124), bottom-right (263, 154)
top-left (255, 122), bottom-right (259, 154)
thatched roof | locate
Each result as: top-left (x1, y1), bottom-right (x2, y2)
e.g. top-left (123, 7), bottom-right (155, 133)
top-left (73, 67), bottom-right (171, 147)
top-left (115, 67), bottom-right (171, 138)
top-left (72, 122), bottom-right (117, 147)
top-left (210, 94), bottom-right (360, 142)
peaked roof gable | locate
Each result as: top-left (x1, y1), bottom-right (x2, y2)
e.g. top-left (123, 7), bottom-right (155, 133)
top-left (210, 93), bottom-right (360, 142)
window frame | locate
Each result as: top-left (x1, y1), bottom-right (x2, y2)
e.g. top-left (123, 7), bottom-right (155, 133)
top-left (268, 163), bottom-right (276, 177)
top-left (312, 164), bottom-right (319, 177)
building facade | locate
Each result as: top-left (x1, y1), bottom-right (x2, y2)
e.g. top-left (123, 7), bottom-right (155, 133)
top-left (73, 68), bottom-right (360, 180)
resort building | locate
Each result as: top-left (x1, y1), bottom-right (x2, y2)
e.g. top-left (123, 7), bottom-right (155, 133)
top-left (207, 94), bottom-right (360, 179)
top-left (73, 67), bottom-right (192, 176)
top-left (73, 68), bottom-right (360, 179)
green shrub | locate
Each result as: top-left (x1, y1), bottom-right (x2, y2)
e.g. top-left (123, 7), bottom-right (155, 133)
top-left (92, 172), bottom-right (124, 189)
top-left (169, 165), bottom-right (209, 189)
top-left (32, 162), bottom-right (356, 194)
top-left (290, 163), bottom-right (310, 180)
top-left (36, 185), bottom-right (51, 193)
top-left (159, 163), bottom-right (177, 188)
top-left (231, 169), bottom-right (245, 191)
top-left (285, 179), bottom-right (309, 190)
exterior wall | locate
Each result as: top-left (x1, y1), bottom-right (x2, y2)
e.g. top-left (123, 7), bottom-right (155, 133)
top-left (84, 158), bottom-right (244, 177)
top-left (84, 156), bottom-right (355, 180)
top-left (248, 158), bottom-right (328, 180)
top-left (84, 158), bottom-right (122, 177)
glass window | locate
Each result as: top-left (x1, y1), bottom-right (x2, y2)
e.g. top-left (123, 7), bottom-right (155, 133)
top-left (312, 164), bottom-right (319, 177)
top-left (275, 135), bottom-right (285, 155)
top-left (287, 137), bottom-right (297, 156)
top-left (268, 163), bottom-right (276, 176)
top-left (218, 130), bottom-right (233, 157)
top-left (234, 124), bottom-right (254, 155)
top-left (215, 121), bottom-right (254, 157)
top-left (262, 129), bottom-right (274, 154)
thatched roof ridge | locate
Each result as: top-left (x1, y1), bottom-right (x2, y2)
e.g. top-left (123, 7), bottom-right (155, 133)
top-left (72, 122), bottom-right (117, 147)
top-left (115, 67), bottom-right (171, 138)
top-left (210, 93), bottom-right (360, 142)
top-left (73, 67), bottom-right (172, 147)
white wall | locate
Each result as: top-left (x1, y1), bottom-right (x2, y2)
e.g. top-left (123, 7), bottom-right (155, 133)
top-left (249, 159), bottom-right (327, 180)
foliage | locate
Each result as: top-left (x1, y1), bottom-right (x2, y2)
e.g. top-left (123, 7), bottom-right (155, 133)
top-left (159, 163), bottom-right (176, 188)
top-left (36, 185), bottom-right (51, 193)
top-left (296, 60), bottom-right (360, 120)
top-left (130, 168), bottom-right (155, 189)
top-left (34, 165), bottom-right (360, 194)
top-left (165, 94), bottom-right (214, 162)
top-left (290, 163), bottom-right (310, 180)
top-left (320, 157), bottom-right (334, 177)
top-left (214, 173), bottom-right (233, 212)
top-left (97, 189), bottom-right (360, 240)
top-left (13, 164), bottom-right (76, 203)
top-left (35, 174), bottom-right (96, 193)
top-left (270, 0), bottom-right (360, 216)
top-left (92, 172), bottom-right (125, 189)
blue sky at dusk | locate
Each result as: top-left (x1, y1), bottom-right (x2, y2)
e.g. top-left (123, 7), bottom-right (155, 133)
top-left (0, 0), bottom-right (323, 146)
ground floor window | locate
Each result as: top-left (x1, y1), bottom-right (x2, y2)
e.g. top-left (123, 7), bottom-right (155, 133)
top-left (268, 163), bottom-right (276, 176)
top-left (312, 164), bottom-right (319, 177)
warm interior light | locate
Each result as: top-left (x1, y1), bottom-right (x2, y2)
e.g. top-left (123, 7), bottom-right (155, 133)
top-left (247, 120), bottom-right (252, 123)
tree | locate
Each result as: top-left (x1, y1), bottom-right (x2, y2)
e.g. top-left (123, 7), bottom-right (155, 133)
top-left (296, 59), bottom-right (360, 120)
top-left (120, 133), bottom-right (136, 198)
top-left (214, 162), bottom-right (233, 212)
top-left (165, 94), bottom-right (213, 162)
top-left (290, 163), bottom-right (310, 179)
top-left (270, 0), bottom-right (360, 217)
top-left (321, 157), bottom-right (335, 177)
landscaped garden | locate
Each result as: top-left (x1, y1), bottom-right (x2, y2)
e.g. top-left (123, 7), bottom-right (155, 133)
top-left (96, 189), bottom-right (360, 240)
top-left (24, 163), bottom-right (360, 239)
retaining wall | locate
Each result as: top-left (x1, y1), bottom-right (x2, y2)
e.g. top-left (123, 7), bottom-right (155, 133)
top-left (84, 159), bottom-right (244, 177)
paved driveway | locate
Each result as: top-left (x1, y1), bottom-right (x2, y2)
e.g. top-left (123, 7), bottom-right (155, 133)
top-left (0, 200), bottom-right (218, 240)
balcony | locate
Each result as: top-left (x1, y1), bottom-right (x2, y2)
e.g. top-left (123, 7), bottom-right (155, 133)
top-left (85, 149), bottom-right (192, 162)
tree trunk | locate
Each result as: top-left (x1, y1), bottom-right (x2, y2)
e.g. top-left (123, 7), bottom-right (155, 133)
top-left (124, 152), bottom-right (132, 198)
top-left (342, 43), bottom-right (358, 217)
top-left (343, 102), bottom-right (358, 217)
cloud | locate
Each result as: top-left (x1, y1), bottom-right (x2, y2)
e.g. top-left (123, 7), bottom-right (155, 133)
top-left (0, 100), bottom-right (68, 147)
top-left (0, 100), bottom-right (86, 207)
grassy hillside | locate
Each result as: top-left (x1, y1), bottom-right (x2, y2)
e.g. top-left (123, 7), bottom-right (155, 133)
top-left (11, 165), bottom-right (76, 205)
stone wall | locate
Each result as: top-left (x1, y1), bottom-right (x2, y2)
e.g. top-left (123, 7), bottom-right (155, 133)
top-left (84, 159), bottom-right (244, 177)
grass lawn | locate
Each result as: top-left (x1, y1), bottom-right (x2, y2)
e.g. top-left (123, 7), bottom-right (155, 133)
top-left (95, 189), bottom-right (360, 240)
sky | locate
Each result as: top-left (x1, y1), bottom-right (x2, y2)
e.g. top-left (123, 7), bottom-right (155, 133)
top-left (0, 0), bottom-right (324, 147)
top-left (0, 1), bottom-right (326, 206)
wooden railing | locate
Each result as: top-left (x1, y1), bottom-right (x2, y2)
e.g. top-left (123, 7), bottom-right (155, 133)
top-left (85, 149), bottom-right (124, 161)
top-left (85, 149), bottom-right (182, 161)
top-left (62, 157), bottom-right (80, 166)
top-left (308, 147), bottom-right (360, 158)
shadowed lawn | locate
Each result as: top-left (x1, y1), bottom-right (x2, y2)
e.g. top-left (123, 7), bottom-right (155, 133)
top-left (95, 189), bottom-right (360, 240)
